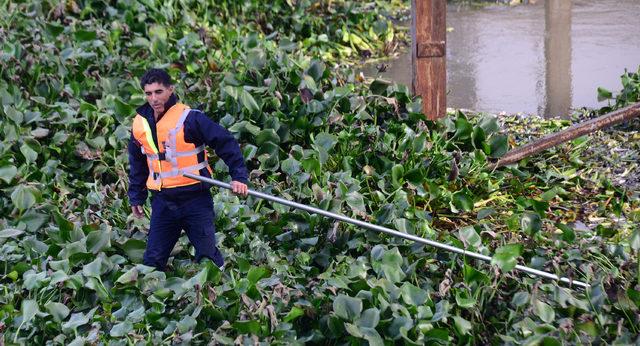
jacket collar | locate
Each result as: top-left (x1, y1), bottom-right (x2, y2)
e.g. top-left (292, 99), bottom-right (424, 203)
top-left (136, 94), bottom-right (178, 122)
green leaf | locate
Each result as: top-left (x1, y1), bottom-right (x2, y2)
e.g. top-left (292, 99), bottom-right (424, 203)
top-left (381, 248), bottom-right (405, 283)
top-left (256, 129), bottom-right (280, 145)
top-left (455, 290), bottom-right (476, 308)
top-left (82, 257), bottom-right (103, 278)
top-left (452, 190), bottom-right (474, 212)
top-left (400, 282), bottom-right (429, 306)
top-left (284, 306), bottom-right (305, 322)
top-left (20, 143), bottom-right (38, 164)
top-left (520, 212), bottom-right (542, 236)
top-left (458, 226), bottom-right (481, 248)
top-left (452, 315), bottom-right (472, 335)
top-left (20, 300), bottom-right (40, 325)
top-left (0, 165), bottom-right (18, 183)
top-left (45, 302), bottom-right (70, 322)
top-left (477, 115), bottom-right (499, 134)
top-left (86, 229), bottom-right (111, 254)
top-left (333, 295), bottom-right (363, 321)
top-left (454, 116), bottom-right (472, 140)
top-left (11, 185), bottom-right (36, 211)
top-left (0, 228), bottom-right (24, 238)
top-left (313, 132), bottom-right (338, 152)
top-left (240, 90), bottom-right (260, 113)
top-left (357, 308), bottom-right (380, 329)
top-left (631, 230), bottom-right (640, 252)
top-left (491, 244), bottom-right (523, 272)
top-left (232, 320), bottom-right (261, 335)
top-left (75, 29), bottom-right (97, 41)
top-left (597, 87), bottom-right (613, 101)
top-left (346, 191), bottom-right (366, 213)
top-left (121, 239), bottom-right (146, 262)
top-left (488, 134), bottom-right (509, 158)
top-left (4, 105), bottom-right (23, 124)
top-left (281, 157), bottom-right (300, 176)
top-left (391, 164), bottom-right (404, 187)
top-left (533, 299), bottom-right (555, 323)
top-left (369, 79), bottom-right (390, 95)
top-left (307, 60), bottom-right (326, 81)
top-left (247, 266), bottom-right (269, 284)
top-left (110, 320), bottom-right (133, 337)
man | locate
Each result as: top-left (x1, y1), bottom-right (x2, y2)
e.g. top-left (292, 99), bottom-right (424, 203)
top-left (128, 68), bottom-right (248, 271)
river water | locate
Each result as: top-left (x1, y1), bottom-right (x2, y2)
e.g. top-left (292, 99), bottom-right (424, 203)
top-left (361, 0), bottom-right (640, 117)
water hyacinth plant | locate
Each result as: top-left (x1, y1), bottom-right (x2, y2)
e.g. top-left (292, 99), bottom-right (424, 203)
top-left (1, 0), bottom-right (640, 344)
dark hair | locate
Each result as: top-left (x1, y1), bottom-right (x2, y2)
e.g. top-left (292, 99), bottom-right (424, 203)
top-left (140, 68), bottom-right (173, 89)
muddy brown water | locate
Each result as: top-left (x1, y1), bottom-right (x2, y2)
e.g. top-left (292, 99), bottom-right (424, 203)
top-left (361, 0), bottom-right (640, 117)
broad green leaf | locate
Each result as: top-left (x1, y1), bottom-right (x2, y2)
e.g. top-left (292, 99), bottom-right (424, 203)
top-left (458, 226), bottom-right (481, 248)
top-left (20, 300), bottom-right (40, 325)
top-left (477, 115), bottom-right (499, 134)
top-left (75, 29), bottom-right (97, 41)
top-left (307, 60), bottom-right (326, 81)
top-left (533, 299), bottom-right (555, 323)
top-left (313, 132), bottom-right (338, 152)
top-left (346, 191), bottom-right (366, 213)
top-left (487, 134), bottom-right (509, 158)
top-left (110, 320), bottom-right (133, 337)
top-left (631, 230), bottom-right (640, 252)
top-left (121, 239), bottom-right (146, 262)
top-left (391, 164), bottom-right (404, 187)
top-left (20, 143), bottom-right (38, 164)
top-left (357, 308), bottom-right (380, 329)
top-left (520, 212), bottom-right (542, 236)
top-left (11, 185), bottom-right (36, 211)
top-left (452, 190), bottom-right (474, 212)
top-left (45, 302), bottom-right (70, 322)
top-left (247, 266), bottom-right (269, 284)
top-left (400, 282), bottom-right (429, 306)
top-left (455, 290), bottom-right (476, 308)
top-left (452, 316), bottom-right (472, 335)
top-left (86, 229), bottom-right (111, 254)
top-left (82, 257), bottom-right (103, 278)
top-left (232, 320), bottom-right (261, 334)
top-left (284, 306), bottom-right (305, 322)
top-left (491, 244), bottom-right (523, 271)
top-left (454, 116), bottom-right (472, 140)
top-left (240, 90), bottom-right (260, 113)
top-left (0, 165), bottom-right (17, 183)
top-left (281, 157), bottom-right (300, 176)
top-left (256, 129), bottom-right (280, 145)
top-left (116, 267), bottom-right (139, 285)
top-left (4, 105), bottom-right (23, 124)
top-left (333, 295), bottom-right (362, 321)
top-left (0, 228), bottom-right (24, 238)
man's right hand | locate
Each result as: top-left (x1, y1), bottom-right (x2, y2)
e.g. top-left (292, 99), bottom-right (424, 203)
top-left (132, 205), bottom-right (144, 218)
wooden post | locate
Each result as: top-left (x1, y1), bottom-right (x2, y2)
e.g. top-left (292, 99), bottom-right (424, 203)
top-left (412, 0), bottom-right (447, 119)
top-left (544, 0), bottom-right (572, 117)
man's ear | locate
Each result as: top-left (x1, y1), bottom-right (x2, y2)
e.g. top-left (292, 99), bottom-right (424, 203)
top-left (168, 85), bottom-right (175, 93)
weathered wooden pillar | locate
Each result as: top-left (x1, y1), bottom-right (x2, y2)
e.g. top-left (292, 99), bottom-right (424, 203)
top-left (544, 0), bottom-right (572, 117)
top-left (412, 0), bottom-right (447, 119)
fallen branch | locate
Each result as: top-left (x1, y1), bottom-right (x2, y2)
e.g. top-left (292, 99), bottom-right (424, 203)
top-left (490, 103), bottom-right (640, 169)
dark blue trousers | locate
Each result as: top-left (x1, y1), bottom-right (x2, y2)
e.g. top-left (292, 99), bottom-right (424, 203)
top-left (143, 192), bottom-right (224, 270)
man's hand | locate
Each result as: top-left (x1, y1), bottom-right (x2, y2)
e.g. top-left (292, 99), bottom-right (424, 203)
top-left (132, 205), bottom-right (144, 218)
top-left (230, 181), bottom-right (248, 197)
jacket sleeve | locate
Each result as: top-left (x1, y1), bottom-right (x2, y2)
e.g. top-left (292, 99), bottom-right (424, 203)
top-left (184, 111), bottom-right (249, 184)
top-left (128, 133), bottom-right (149, 205)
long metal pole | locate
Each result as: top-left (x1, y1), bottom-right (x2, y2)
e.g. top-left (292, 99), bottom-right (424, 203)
top-left (184, 173), bottom-right (590, 289)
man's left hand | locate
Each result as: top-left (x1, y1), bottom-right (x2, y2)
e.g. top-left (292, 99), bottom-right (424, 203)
top-left (230, 181), bottom-right (248, 197)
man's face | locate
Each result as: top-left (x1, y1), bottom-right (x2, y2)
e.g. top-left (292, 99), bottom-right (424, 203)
top-left (144, 82), bottom-right (174, 116)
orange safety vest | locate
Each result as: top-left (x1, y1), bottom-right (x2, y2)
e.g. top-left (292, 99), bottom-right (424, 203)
top-left (131, 103), bottom-right (212, 190)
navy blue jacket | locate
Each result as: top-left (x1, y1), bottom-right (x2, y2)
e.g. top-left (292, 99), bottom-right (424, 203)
top-left (128, 94), bottom-right (248, 206)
